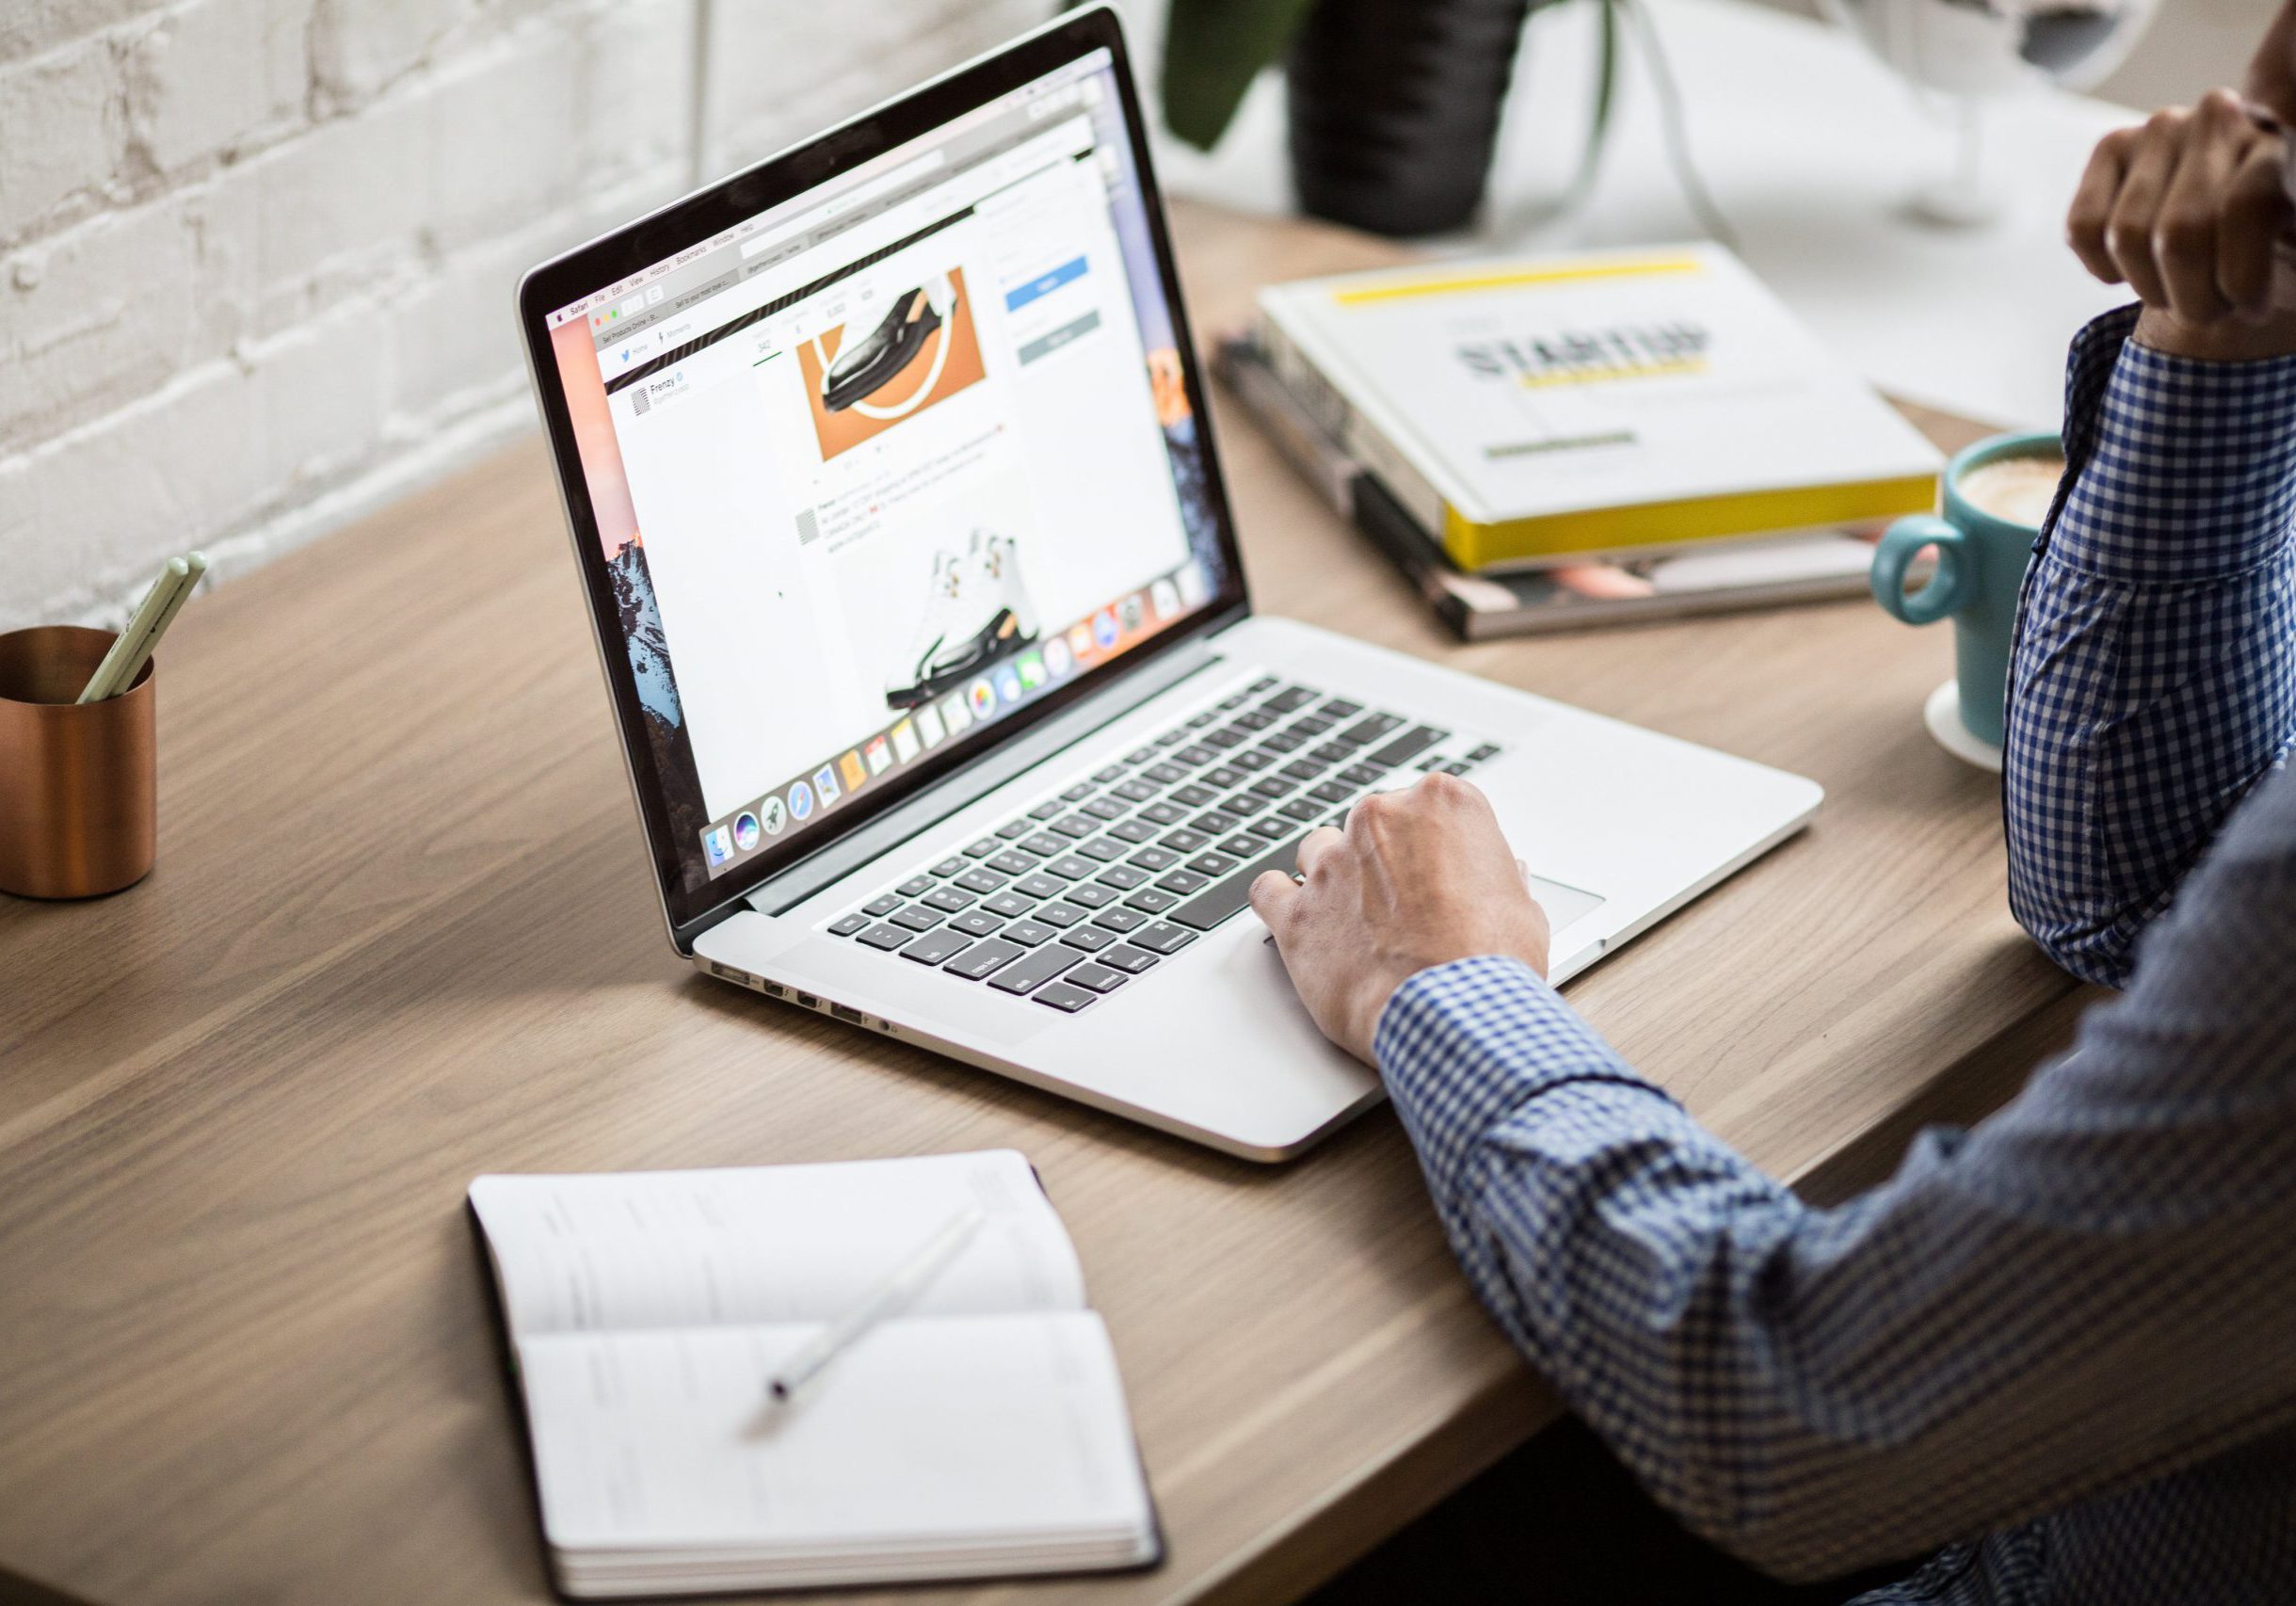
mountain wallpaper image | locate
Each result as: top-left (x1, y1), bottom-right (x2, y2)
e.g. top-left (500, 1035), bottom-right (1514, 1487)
top-left (609, 539), bottom-right (681, 726)
top-left (607, 538), bottom-right (712, 874)
top-left (1164, 413), bottom-right (1226, 591)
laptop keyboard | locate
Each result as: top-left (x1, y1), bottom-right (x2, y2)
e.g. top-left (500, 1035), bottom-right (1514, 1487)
top-left (823, 675), bottom-right (1503, 1012)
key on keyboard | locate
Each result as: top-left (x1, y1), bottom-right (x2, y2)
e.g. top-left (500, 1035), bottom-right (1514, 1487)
top-left (946, 939), bottom-right (1024, 980)
top-left (987, 945), bottom-right (1082, 995)
top-left (1167, 833), bottom-right (1311, 931)
top-left (901, 928), bottom-right (973, 965)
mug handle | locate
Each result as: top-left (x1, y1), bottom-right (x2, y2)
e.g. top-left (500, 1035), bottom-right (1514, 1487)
top-left (1871, 515), bottom-right (1968, 626)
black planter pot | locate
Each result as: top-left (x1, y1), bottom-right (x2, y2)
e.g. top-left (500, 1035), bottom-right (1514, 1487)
top-left (1286, 0), bottom-right (1535, 237)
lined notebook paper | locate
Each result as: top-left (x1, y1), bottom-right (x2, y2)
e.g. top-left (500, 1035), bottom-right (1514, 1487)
top-left (469, 1151), bottom-right (1158, 1596)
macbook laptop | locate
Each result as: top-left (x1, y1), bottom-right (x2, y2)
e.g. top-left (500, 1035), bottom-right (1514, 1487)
top-left (516, 5), bottom-right (1821, 1161)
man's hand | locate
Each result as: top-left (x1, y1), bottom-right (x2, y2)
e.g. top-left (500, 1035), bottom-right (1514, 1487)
top-left (1246, 774), bottom-right (1550, 1065)
top-left (2067, 88), bottom-right (2296, 360)
top-left (2247, 0), bottom-right (2296, 131)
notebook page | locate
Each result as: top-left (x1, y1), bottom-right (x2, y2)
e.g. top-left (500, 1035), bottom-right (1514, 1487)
top-left (469, 1150), bottom-right (1084, 1340)
top-left (519, 1312), bottom-right (1150, 1552)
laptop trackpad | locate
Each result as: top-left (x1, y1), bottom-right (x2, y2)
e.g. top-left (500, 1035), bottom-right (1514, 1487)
top-left (1527, 875), bottom-right (1605, 934)
top-left (1255, 874), bottom-right (1602, 941)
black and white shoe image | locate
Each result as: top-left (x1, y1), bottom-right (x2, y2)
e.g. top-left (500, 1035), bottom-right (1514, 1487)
top-left (885, 529), bottom-right (1040, 710)
top-left (822, 275), bottom-right (957, 412)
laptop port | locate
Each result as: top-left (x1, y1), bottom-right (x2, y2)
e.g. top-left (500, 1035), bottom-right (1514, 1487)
top-left (795, 992), bottom-right (818, 1009)
top-left (830, 1004), bottom-right (865, 1026)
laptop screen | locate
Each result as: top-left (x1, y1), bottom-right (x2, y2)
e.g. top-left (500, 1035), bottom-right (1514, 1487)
top-left (536, 35), bottom-right (1230, 907)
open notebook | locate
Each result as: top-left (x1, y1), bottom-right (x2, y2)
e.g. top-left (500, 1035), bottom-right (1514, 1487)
top-left (468, 1150), bottom-right (1159, 1597)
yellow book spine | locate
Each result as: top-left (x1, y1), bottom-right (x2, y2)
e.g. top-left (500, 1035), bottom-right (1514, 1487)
top-left (1440, 474), bottom-right (1940, 572)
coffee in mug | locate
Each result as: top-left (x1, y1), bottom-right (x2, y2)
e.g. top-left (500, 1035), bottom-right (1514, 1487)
top-left (1954, 451), bottom-right (2064, 530)
top-left (1871, 429), bottom-right (2063, 763)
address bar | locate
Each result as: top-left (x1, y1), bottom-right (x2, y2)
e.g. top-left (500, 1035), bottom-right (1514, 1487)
top-left (741, 150), bottom-right (949, 261)
top-left (741, 116), bottom-right (1091, 279)
top-left (599, 114), bottom-right (1096, 385)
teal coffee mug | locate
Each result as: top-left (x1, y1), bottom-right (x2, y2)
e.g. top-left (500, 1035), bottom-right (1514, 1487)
top-left (1871, 430), bottom-right (2063, 763)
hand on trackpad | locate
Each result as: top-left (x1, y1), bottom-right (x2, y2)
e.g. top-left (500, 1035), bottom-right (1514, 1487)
top-left (1265, 871), bottom-right (1602, 944)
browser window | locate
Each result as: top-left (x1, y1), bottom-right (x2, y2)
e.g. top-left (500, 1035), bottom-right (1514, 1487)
top-left (543, 51), bottom-right (1228, 891)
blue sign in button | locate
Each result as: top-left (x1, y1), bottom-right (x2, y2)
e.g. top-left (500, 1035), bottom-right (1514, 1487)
top-left (1004, 255), bottom-right (1088, 312)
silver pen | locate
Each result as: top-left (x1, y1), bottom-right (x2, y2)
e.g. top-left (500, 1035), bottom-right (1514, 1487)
top-left (765, 1203), bottom-right (987, 1405)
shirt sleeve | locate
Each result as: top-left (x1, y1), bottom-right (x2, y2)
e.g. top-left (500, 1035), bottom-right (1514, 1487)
top-left (1377, 785), bottom-right (2296, 1587)
top-left (2003, 305), bottom-right (2296, 988)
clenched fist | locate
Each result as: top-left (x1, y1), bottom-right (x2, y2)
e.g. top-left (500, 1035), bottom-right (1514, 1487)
top-left (2068, 35), bottom-right (2296, 362)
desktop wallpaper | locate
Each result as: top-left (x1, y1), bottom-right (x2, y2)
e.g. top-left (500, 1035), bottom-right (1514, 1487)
top-left (1085, 87), bottom-right (1226, 598)
top-left (551, 317), bottom-right (714, 870)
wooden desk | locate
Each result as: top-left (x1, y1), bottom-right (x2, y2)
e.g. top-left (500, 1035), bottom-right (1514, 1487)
top-left (0, 203), bottom-right (2091, 1606)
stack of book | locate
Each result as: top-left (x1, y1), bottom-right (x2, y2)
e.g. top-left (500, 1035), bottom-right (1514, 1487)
top-left (1223, 245), bottom-right (1942, 638)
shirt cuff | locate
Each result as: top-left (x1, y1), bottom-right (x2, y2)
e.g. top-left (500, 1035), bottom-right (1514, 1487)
top-left (1373, 955), bottom-right (1675, 1200)
top-left (2047, 305), bottom-right (2296, 585)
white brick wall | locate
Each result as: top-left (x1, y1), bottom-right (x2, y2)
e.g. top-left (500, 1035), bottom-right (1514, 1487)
top-left (0, 0), bottom-right (1044, 631)
top-left (14, 0), bottom-right (2243, 635)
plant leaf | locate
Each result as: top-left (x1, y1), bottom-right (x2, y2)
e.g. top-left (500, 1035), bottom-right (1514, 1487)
top-left (1565, 0), bottom-right (1620, 206)
top-left (1161, 0), bottom-right (1325, 151)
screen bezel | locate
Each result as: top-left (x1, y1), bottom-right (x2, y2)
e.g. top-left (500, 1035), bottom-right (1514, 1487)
top-left (517, 5), bottom-right (1250, 944)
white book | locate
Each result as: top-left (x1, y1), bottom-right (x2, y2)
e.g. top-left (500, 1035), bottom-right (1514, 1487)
top-left (468, 1151), bottom-right (1159, 1597)
top-left (1256, 244), bottom-right (1941, 573)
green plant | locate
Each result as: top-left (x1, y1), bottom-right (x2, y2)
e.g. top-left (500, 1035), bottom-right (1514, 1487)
top-left (1161, 0), bottom-right (1325, 151)
top-left (1161, 0), bottom-right (1621, 210)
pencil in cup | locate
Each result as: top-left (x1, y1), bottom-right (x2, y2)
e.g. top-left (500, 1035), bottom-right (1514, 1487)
top-left (79, 553), bottom-right (205, 704)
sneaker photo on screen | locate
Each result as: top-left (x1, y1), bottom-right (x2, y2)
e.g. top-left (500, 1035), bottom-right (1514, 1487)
top-left (885, 529), bottom-right (1041, 710)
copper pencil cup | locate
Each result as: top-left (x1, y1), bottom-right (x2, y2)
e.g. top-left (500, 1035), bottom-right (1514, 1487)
top-left (0, 625), bottom-right (157, 899)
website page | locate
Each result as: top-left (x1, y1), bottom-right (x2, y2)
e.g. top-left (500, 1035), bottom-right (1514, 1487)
top-left (544, 52), bottom-right (1228, 894)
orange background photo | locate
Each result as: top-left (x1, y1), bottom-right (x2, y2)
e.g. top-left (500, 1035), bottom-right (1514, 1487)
top-left (795, 268), bottom-right (987, 460)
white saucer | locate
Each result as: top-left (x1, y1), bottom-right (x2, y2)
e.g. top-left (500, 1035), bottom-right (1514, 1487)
top-left (1925, 680), bottom-right (2002, 773)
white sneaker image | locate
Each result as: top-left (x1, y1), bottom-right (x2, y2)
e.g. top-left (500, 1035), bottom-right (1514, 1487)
top-left (971, 529), bottom-right (1037, 639)
top-left (884, 529), bottom-right (1040, 710)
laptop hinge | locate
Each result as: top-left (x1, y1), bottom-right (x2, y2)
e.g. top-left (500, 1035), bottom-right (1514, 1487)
top-left (738, 633), bottom-right (1237, 919)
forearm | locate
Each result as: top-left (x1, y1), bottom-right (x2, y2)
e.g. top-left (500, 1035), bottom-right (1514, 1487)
top-left (2003, 308), bottom-right (2296, 986)
top-left (1377, 952), bottom-right (2296, 1581)
top-left (1378, 959), bottom-right (1940, 1577)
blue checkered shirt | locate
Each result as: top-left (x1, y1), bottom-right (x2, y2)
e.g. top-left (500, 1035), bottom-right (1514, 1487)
top-left (1375, 306), bottom-right (2296, 1601)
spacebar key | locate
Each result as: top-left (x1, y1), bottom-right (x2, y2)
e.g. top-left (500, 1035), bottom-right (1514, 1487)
top-left (1167, 835), bottom-right (1306, 930)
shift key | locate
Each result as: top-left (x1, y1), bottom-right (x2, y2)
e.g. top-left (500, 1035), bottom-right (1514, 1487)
top-left (1167, 833), bottom-right (1307, 930)
top-left (945, 938), bottom-right (1024, 981)
top-left (985, 942), bottom-right (1083, 995)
